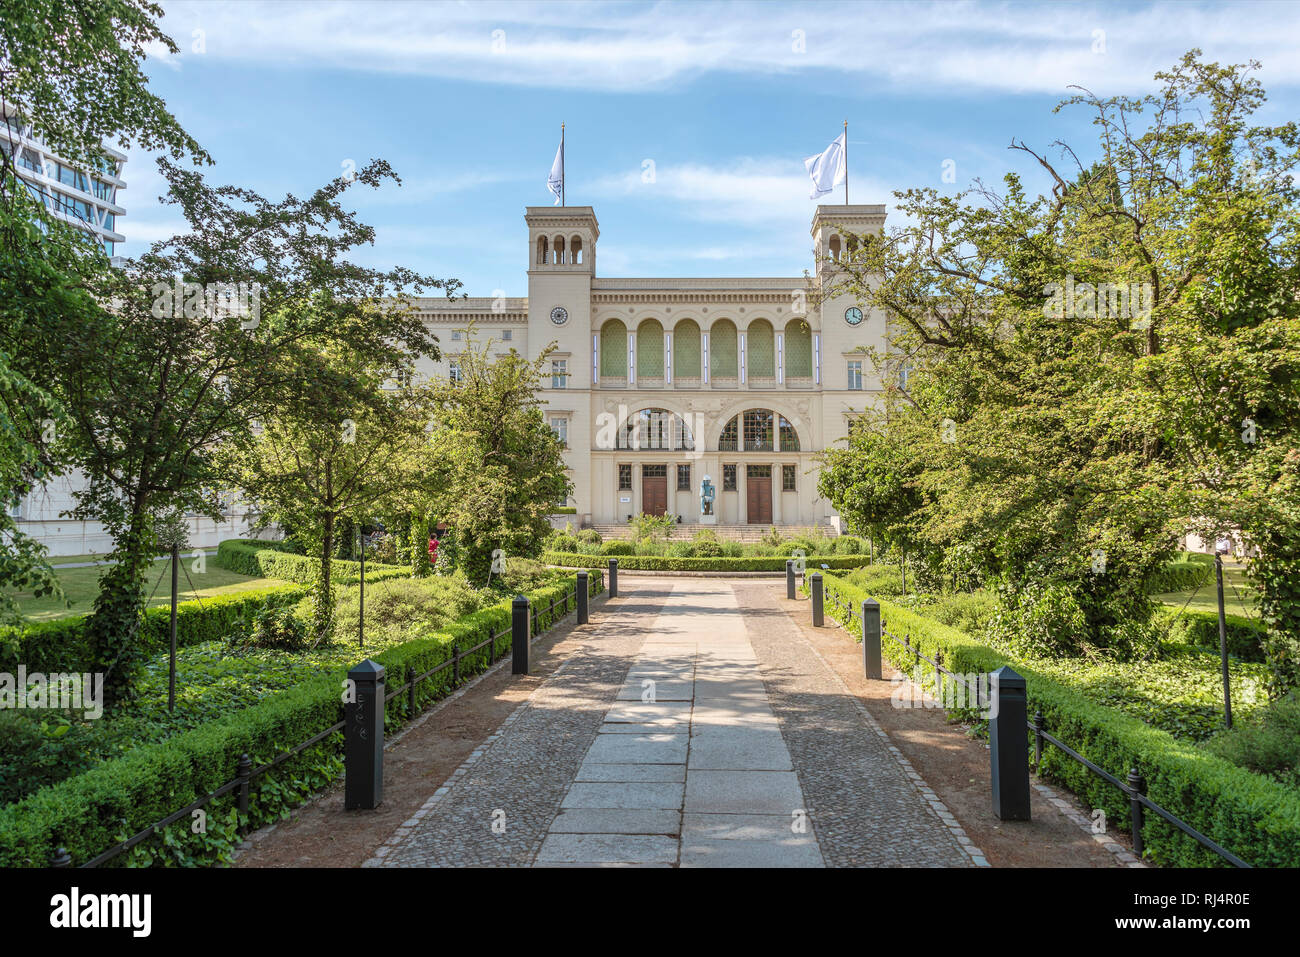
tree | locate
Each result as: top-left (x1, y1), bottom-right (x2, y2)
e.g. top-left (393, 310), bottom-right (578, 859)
top-left (818, 51), bottom-right (1300, 665)
top-left (18, 160), bottom-right (453, 698)
top-left (228, 346), bottom-right (437, 643)
top-left (0, 0), bottom-right (209, 621)
top-left (424, 331), bottom-right (571, 583)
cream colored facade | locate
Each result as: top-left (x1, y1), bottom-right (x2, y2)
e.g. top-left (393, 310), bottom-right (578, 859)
top-left (410, 204), bottom-right (889, 529)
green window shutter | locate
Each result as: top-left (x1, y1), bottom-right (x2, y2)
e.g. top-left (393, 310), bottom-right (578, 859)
top-left (748, 321), bottom-right (775, 377)
top-left (637, 321), bottom-right (664, 378)
top-left (674, 321), bottom-right (701, 377)
top-left (785, 320), bottom-right (812, 377)
top-left (711, 321), bottom-right (738, 378)
top-left (600, 321), bottom-right (627, 377)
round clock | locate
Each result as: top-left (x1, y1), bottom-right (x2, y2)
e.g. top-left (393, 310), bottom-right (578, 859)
top-left (550, 306), bottom-right (569, 325)
top-left (845, 306), bottom-right (864, 326)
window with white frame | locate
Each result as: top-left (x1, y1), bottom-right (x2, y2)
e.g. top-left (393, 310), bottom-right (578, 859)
top-left (549, 416), bottom-right (568, 447)
top-left (847, 360), bottom-right (863, 391)
top-left (501, 329), bottom-right (512, 341)
top-left (551, 359), bottom-right (568, 389)
top-left (448, 360), bottom-right (463, 384)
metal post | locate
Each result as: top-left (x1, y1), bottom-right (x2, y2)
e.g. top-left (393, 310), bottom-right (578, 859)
top-left (786, 560), bottom-right (796, 600)
top-left (168, 543), bottom-right (179, 712)
top-left (861, 599), bottom-right (882, 679)
top-left (407, 664), bottom-right (417, 716)
top-left (512, 595), bottom-right (530, 675)
top-left (1127, 767), bottom-right (1146, 857)
top-left (50, 847), bottom-right (72, 868)
top-left (358, 524), bottom-right (366, 649)
top-left (1032, 709), bottom-right (1044, 772)
top-left (608, 558), bottom-right (618, 598)
top-left (1215, 553), bottom-right (1233, 729)
top-left (452, 641), bottom-right (460, 684)
top-left (989, 665), bottom-right (1030, 821)
top-left (577, 570), bottom-right (589, 624)
top-left (344, 659), bottom-right (384, 810)
top-left (810, 572), bottom-right (824, 627)
top-left (236, 752), bottom-right (252, 824)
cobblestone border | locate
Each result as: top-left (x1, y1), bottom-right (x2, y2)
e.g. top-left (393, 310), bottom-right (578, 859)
top-left (814, 613), bottom-right (990, 867)
top-left (362, 655), bottom-right (581, 867)
top-left (1032, 782), bottom-right (1147, 868)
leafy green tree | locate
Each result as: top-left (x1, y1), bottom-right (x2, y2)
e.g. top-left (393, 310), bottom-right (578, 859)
top-left (228, 346), bottom-right (438, 643)
top-left (424, 331), bottom-right (571, 583)
top-left (819, 51), bottom-right (1300, 665)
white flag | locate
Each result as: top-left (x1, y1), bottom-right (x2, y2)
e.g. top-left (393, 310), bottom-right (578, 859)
top-left (547, 137), bottom-right (564, 205)
top-left (804, 132), bottom-right (846, 200)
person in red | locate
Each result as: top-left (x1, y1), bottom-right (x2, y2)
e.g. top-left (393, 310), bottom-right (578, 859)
top-left (428, 536), bottom-right (439, 563)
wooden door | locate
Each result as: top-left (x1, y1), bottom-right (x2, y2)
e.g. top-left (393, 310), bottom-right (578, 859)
top-left (746, 465), bottom-right (772, 524)
top-left (642, 465), bottom-right (668, 516)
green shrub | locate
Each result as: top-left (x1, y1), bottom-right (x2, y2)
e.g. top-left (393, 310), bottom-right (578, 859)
top-left (549, 533), bottom-right (582, 553)
top-left (811, 570), bottom-right (1300, 867)
top-left (833, 536), bottom-right (864, 555)
top-left (666, 543), bottom-right (697, 558)
top-left (1204, 694), bottom-right (1300, 789)
top-left (328, 574), bottom-right (485, 646)
top-left (843, 564), bottom-right (904, 596)
top-left (550, 506), bottom-right (577, 514)
top-left (0, 584), bottom-right (309, 675)
top-left (576, 528), bottom-right (603, 545)
top-left (1148, 553), bottom-right (1214, 594)
top-left (1157, 606), bottom-right (1268, 663)
top-left (599, 540), bottom-right (637, 556)
top-left (0, 572), bottom-right (604, 867)
top-left (215, 539), bottom-right (407, 586)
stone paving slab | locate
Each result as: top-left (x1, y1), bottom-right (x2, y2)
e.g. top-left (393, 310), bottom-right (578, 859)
top-left (550, 808), bottom-right (682, 834)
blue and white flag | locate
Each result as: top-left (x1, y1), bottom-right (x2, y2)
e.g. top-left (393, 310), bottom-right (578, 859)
top-left (547, 136), bottom-right (564, 205)
top-left (804, 132), bottom-right (846, 200)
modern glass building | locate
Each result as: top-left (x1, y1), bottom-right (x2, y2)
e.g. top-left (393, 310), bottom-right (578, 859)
top-left (0, 100), bottom-right (126, 257)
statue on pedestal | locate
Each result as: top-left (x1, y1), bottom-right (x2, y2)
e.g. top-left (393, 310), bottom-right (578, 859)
top-left (700, 475), bottom-right (716, 523)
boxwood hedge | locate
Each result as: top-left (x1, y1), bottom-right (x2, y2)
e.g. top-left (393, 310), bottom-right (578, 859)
top-left (811, 570), bottom-right (1300, 868)
top-left (0, 572), bottom-right (602, 868)
top-left (0, 584), bottom-right (309, 676)
top-left (542, 551), bottom-right (874, 572)
top-left (215, 539), bottom-right (408, 585)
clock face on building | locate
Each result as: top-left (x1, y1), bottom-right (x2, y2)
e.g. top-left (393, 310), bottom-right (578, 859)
top-left (844, 306), bottom-right (864, 326)
top-left (550, 306), bottom-right (569, 325)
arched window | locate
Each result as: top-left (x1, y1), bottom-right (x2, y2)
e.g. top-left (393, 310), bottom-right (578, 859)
top-left (600, 319), bottom-right (627, 378)
top-left (637, 319), bottom-right (664, 379)
top-left (618, 408), bottom-right (693, 450)
top-left (784, 318), bottom-right (812, 378)
top-left (716, 409), bottom-right (802, 452)
top-left (829, 235), bottom-right (842, 261)
top-left (537, 235), bottom-right (548, 265)
top-left (747, 319), bottom-right (775, 378)
top-left (710, 318), bottom-right (738, 380)
top-left (553, 235), bottom-right (566, 264)
top-left (673, 319), bottom-right (701, 379)
top-left (570, 234), bottom-right (583, 264)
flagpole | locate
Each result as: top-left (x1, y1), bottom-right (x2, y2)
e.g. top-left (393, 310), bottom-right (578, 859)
top-left (844, 119), bottom-right (848, 205)
top-left (561, 123), bottom-right (565, 207)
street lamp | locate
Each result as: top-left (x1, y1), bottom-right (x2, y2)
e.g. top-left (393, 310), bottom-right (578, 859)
top-left (1214, 535), bottom-right (1234, 729)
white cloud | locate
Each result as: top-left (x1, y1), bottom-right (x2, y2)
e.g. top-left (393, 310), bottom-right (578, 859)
top-left (154, 0), bottom-right (1300, 95)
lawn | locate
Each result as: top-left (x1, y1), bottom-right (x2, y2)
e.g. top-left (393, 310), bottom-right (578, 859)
top-left (1155, 559), bottom-right (1258, 618)
top-left (7, 554), bottom-right (284, 622)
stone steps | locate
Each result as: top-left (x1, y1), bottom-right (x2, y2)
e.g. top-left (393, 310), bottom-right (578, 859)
top-left (588, 523), bottom-right (836, 543)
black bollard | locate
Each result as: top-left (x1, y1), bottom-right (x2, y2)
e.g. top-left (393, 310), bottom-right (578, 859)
top-left (608, 557), bottom-right (618, 598)
top-left (577, 570), bottom-right (589, 624)
top-left (786, 560), bottom-right (796, 600)
top-left (345, 659), bottom-right (385, 810)
top-left (989, 665), bottom-right (1030, 821)
top-left (512, 594), bottom-right (530, 675)
top-left (861, 598), bottom-right (882, 679)
top-left (810, 572), bottom-right (824, 627)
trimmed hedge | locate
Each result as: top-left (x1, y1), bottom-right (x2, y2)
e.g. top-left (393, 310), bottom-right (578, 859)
top-left (543, 552), bottom-right (875, 572)
top-left (0, 584), bottom-right (309, 675)
top-left (215, 539), bottom-right (408, 586)
top-left (811, 570), bottom-right (1300, 868)
top-left (0, 572), bottom-right (603, 868)
top-left (549, 507), bottom-right (577, 515)
top-left (1148, 553), bottom-right (1215, 594)
top-left (1157, 606), bottom-right (1268, 663)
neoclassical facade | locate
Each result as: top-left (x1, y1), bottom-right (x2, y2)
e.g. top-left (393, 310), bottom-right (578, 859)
top-left (410, 204), bottom-right (889, 529)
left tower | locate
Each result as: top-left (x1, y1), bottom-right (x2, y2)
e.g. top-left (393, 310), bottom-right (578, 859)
top-left (526, 206), bottom-right (599, 524)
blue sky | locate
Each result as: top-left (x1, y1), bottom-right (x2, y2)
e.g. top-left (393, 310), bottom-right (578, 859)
top-left (121, 0), bottom-right (1300, 296)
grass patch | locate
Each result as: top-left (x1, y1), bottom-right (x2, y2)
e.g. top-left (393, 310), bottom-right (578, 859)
top-left (1156, 559), bottom-right (1257, 617)
top-left (5, 555), bottom-right (284, 622)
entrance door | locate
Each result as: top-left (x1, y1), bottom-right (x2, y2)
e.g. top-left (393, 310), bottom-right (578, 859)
top-left (746, 465), bottom-right (772, 524)
top-left (642, 464), bottom-right (668, 516)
